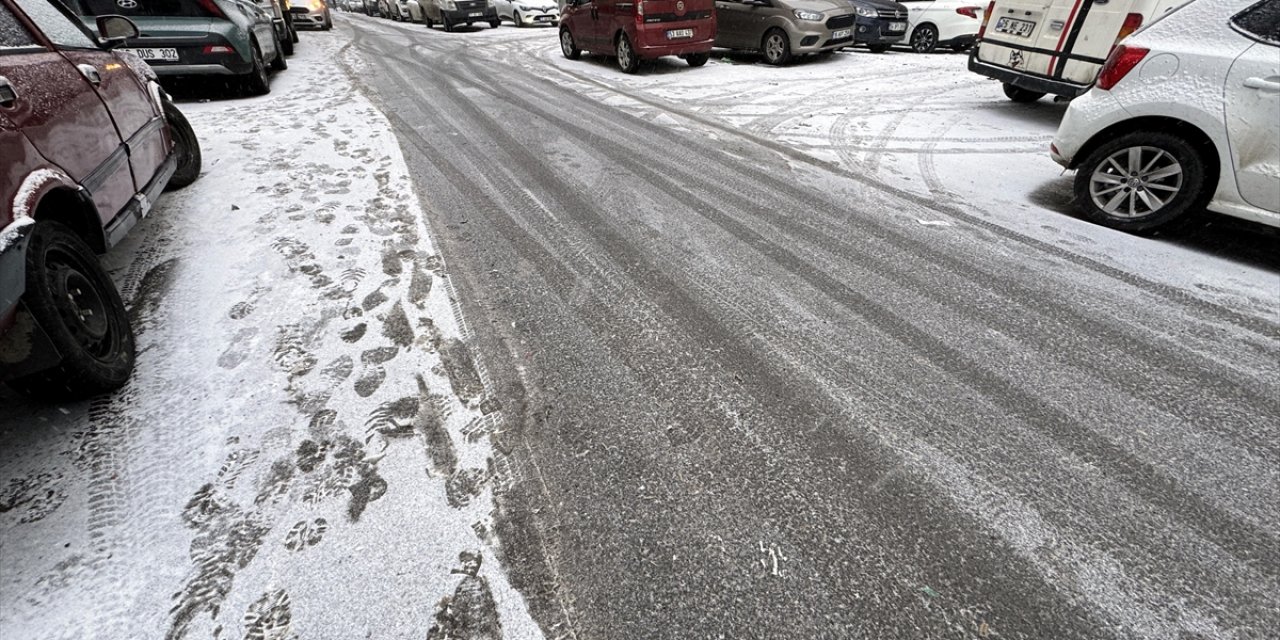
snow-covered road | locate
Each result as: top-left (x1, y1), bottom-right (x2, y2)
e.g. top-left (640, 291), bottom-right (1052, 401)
top-left (2, 11), bottom-right (1278, 640)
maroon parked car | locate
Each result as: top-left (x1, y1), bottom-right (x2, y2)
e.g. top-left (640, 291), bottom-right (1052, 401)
top-left (559, 0), bottom-right (716, 73)
top-left (0, 0), bottom-right (201, 399)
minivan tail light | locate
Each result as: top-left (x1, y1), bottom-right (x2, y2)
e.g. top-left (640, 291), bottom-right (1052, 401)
top-left (977, 1), bottom-right (995, 38)
top-left (1115, 12), bottom-right (1143, 44)
top-left (956, 6), bottom-right (980, 18)
top-left (1096, 45), bottom-right (1148, 91)
top-left (197, 0), bottom-right (226, 19)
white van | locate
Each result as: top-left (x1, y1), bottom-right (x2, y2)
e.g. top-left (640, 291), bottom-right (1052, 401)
top-left (967, 0), bottom-right (1190, 102)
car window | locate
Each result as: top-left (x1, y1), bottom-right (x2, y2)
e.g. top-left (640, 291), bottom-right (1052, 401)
top-left (11, 0), bottom-right (97, 48)
top-left (72, 0), bottom-right (223, 17)
top-left (1232, 0), bottom-right (1280, 44)
top-left (0, 3), bottom-right (39, 49)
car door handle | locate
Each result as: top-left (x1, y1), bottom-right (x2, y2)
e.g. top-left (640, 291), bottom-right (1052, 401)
top-left (1244, 76), bottom-right (1280, 93)
top-left (77, 64), bottom-right (103, 86)
top-left (0, 76), bottom-right (16, 108)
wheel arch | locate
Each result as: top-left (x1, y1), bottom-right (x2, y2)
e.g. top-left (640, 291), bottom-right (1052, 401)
top-left (1071, 116), bottom-right (1220, 193)
top-left (33, 188), bottom-right (106, 254)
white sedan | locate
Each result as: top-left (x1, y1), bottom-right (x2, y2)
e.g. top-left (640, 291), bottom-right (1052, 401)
top-left (494, 0), bottom-right (559, 26)
top-left (1050, 0), bottom-right (1279, 234)
top-left (898, 0), bottom-right (984, 53)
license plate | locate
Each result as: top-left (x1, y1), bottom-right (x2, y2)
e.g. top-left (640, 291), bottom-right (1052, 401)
top-left (667, 28), bottom-right (693, 39)
top-left (124, 47), bottom-right (179, 62)
top-left (469, 11), bottom-right (483, 16)
top-left (994, 17), bottom-right (1035, 37)
top-left (832, 28), bottom-right (851, 39)
top-left (887, 21), bottom-right (906, 32)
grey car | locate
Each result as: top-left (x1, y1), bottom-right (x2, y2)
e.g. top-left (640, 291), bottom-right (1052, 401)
top-left (714, 0), bottom-right (856, 65)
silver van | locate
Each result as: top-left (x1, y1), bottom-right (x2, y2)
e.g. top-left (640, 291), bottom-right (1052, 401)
top-left (714, 0), bottom-right (857, 65)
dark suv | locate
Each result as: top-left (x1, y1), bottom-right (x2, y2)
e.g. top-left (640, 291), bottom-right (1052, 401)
top-left (846, 0), bottom-right (906, 51)
top-left (0, 0), bottom-right (201, 398)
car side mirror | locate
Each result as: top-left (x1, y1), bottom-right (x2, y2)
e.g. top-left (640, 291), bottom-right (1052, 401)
top-left (289, 5), bottom-right (310, 12)
top-left (96, 15), bottom-right (140, 48)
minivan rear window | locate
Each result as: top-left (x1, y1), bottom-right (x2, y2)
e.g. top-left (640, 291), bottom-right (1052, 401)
top-left (71, 0), bottom-right (219, 18)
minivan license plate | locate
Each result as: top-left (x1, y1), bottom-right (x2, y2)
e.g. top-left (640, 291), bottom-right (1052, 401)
top-left (887, 21), bottom-right (906, 32)
top-left (667, 28), bottom-right (694, 39)
top-left (994, 17), bottom-right (1035, 37)
top-left (124, 47), bottom-right (179, 62)
top-left (832, 28), bottom-right (851, 39)
top-left (469, 11), bottom-right (483, 16)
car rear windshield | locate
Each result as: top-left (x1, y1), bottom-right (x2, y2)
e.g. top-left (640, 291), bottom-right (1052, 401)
top-left (71, 0), bottom-right (219, 18)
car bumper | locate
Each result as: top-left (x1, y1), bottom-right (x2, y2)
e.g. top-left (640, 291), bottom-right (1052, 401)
top-left (443, 8), bottom-right (498, 21)
top-left (293, 10), bottom-right (328, 28)
top-left (1050, 88), bottom-right (1127, 168)
top-left (514, 10), bottom-right (559, 25)
top-left (854, 16), bottom-right (906, 45)
top-left (120, 32), bottom-right (253, 74)
top-left (787, 23), bottom-right (855, 53)
top-left (633, 22), bottom-right (715, 57)
top-left (968, 46), bottom-right (1090, 98)
top-left (150, 62), bottom-right (250, 76)
top-left (943, 33), bottom-right (977, 48)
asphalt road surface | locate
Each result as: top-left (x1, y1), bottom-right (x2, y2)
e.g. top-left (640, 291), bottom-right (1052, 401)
top-left (341, 15), bottom-right (1280, 640)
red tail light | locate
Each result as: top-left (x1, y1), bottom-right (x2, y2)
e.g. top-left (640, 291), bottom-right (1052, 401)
top-left (1096, 45), bottom-right (1148, 91)
top-left (202, 44), bottom-right (234, 54)
top-left (197, 0), bottom-right (226, 18)
top-left (977, 1), bottom-right (995, 38)
top-left (956, 6), bottom-right (981, 18)
top-left (1116, 12), bottom-right (1143, 44)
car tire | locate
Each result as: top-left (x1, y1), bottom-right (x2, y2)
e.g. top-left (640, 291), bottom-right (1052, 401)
top-left (685, 51), bottom-right (710, 67)
top-left (490, 18), bottom-right (500, 28)
top-left (1002, 82), bottom-right (1045, 103)
top-left (950, 41), bottom-right (970, 52)
top-left (513, 10), bottom-right (522, 26)
top-left (910, 23), bottom-right (938, 53)
top-left (323, 13), bottom-right (333, 30)
top-left (242, 40), bottom-right (271, 96)
top-left (6, 221), bottom-right (136, 400)
top-left (426, 15), bottom-right (434, 27)
top-left (282, 29), bottom-right (295, 55)
top-left (270, 34), bottom-right (288, 71)
top-left (163, 100), bottom-right (202, 191)
top-left (616, 32), bottom-right (640, 74)
top-left (442, 13), bottom-right (454, 31)
top-left (761, 28), bottom-right (791, 66)
top-left (1072, 131), bottom-right (1210, 234)
top-left (560, 28), bottom-right (581, 59)
top-left (867, 43), bottom-right (891, 53)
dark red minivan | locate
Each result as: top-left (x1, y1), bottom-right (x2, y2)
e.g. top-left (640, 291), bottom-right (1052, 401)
top-left (1, 0), bottom-right (200, 399)
top-left (559, 0), bottom-right (716, 73)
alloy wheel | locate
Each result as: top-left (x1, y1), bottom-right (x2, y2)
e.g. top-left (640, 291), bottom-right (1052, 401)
top-left (1089, 146), bottom-right (1184, 219)
top-left (765, 34), bottom-right (785, 63)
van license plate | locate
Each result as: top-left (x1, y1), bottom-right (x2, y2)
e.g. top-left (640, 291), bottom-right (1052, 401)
top-left (832, 28), bottom-right (851, 39)
top-left (124, 47), bottom-right (179, 62)
top-left (994, 17), bottom-right (1035, 37)
top-left (887, 21), bottom-right (906, 32)
top-left (667, 28), bottom-right (694, 39)
top-left (469, 11), bottom-right (483, 16)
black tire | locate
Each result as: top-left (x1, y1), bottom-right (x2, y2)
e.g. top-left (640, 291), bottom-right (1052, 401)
top-left (6, 221), bottom-right (135, 400)
top-left (270, 35), bottom-right (288, 71)
top-left (513, 10), bottom-right (522, 26)
top-left (1071, 131), bottom-right (1210, 234)
top-left (761, 28), bottom-right (791, 66)
top-left (282, 29), bottom-right (295, 55)
top-left (323, 12), bottom-right (333, 30)
top-left (291, 26), bottom-right (300, 43)
top-left (163, 100), bottom-right (201, 190)
top-left (867, 43), bottom-right (891, 53)
top-left (616, 32), bottom-right (640, 74)
top-left (685, 51), bottom-right (710, 67)
top-left (950, 41), bottom-right (970, 52)
top-left (490, 18), bottom-right (500, 28)
top-left (1002, 82), bottom-right (1044, 103)
top-left (425, 13), bottom-right (434, 27)
top-left (242, 41), bottom-right (271, 96)
top-left (560, 28), bottom-right (580, 59)
top-left (442, 13), bottom-right (453, 31)
top-left (910, 23), bottom-right (938, 53)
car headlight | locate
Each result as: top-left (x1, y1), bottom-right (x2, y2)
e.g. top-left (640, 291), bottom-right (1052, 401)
top-left (854, 5), bottom-right (876, 17)
top-left (441, 0), bottom-right (455, 8)
top-left (793, 9), bottom-right (823, 21)
top-left (517, 4), bottom-right (532, 9)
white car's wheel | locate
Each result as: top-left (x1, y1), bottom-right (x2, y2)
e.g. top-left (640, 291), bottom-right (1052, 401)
top-left (1072, 131), bottom-right (1211, 233)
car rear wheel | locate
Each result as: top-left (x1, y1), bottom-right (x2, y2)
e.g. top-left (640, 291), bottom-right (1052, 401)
top-left (281, 28), bottom-right (295, 55)
top-left (490, 18), bottom-right (500, 28)
top-left (1072, 131), bottom-right (1209, 234)
top-left (442, 13), bottom-right (454, 31)
top-left (243, 40), bottom-right (271, 96)
top-left (762, 28), bottom-right (790, 66)
top-left (950, 41), bottom-right (970, 52)
top-left (513, 10), bottom-right (522, 26)
top-left (1002, 82), bottom-right (1044, 103)
top-left (270, 34), bottom-right (288, 71)
top-left (684, 52), bottom-right (710, 67)
top-left (560, 28), bottom-right (580, 59)
top-left (616, 32), bottom-right (640, 73)
top-left (163, 101), bottom-right (202, 190)
top-left (6, 221), bottom-right (135, 400)
top-left (910, 24), bottom-right (938, 53)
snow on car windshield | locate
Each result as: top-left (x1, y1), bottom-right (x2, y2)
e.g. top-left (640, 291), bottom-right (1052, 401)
top-left (72, 0), bottom-right (220, 17)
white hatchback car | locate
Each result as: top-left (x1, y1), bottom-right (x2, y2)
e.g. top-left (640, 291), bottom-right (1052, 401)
top-left (493, 0), bottom-right (558, 25)
top-left (899, 0), bottom-right (984, 53)
top-left (1051, 0), bottom-right (1279, 234)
